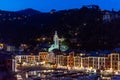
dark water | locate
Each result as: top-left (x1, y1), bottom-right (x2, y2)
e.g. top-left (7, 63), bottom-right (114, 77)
top-left (25, 70), bottom-right (103, 80)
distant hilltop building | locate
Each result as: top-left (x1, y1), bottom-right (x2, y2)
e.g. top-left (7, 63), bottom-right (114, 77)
top-left (102, 9), bottom-right (120, 23)
top-left (83, 5), bottom-right (99, 10)
top-left (48, 31), bottom-right (59, 52)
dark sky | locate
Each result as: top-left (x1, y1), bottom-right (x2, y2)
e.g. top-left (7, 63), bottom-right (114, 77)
top-left (0, 0), bottom-right (119, 12)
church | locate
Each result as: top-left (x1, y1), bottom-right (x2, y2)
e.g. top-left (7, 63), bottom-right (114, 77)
top-left (48, 31), bottom-right (59, 52)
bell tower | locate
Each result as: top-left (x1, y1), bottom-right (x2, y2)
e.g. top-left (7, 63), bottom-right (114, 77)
top-left (54, 31), bottom-right (59, 49)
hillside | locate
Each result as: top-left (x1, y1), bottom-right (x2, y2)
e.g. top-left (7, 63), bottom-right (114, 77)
top-left (0, 5), bottom-right (120, 51)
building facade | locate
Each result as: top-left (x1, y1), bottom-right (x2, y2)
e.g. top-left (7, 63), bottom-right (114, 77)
top-left (14, 51), bottom-right (120, 72)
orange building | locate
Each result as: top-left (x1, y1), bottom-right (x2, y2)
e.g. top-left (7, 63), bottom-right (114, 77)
top-left (39, 52), bottom-right (48, 62)
top-left (67, 52), bottom-right (74, 69)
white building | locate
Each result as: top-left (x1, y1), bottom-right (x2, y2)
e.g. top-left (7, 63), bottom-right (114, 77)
top-left (48, 31), bottom-right (59, 52)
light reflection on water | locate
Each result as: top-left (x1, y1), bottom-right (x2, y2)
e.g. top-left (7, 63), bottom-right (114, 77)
top-left (23, 69), bottom-right (120, 80)
top-left (25, 70), bottom-right (103, 80)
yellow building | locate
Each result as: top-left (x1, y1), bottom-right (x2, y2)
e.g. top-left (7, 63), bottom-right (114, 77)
top-left (82, 57), bottom-right (89, 68)
top-left (56, 54), bottom-right (63, 66)
top-left (27, 55), bottom-right (35, 63)
top-left (74, 54), bottom-right (81, 67)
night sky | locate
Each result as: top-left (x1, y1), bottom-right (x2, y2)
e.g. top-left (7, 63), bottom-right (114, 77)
top-left (0, 0), bottom-right (119, 12)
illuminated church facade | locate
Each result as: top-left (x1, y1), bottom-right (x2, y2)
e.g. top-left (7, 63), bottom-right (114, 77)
top-left (48, 31), bottom-right (59, 52)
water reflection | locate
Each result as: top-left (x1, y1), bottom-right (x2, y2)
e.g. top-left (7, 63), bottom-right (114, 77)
top-left (20, 68), bottom-right (120, 80)
top-left (25, 69), bottom-right (102, 80)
